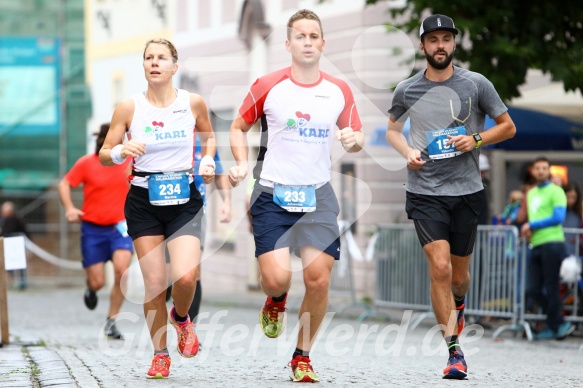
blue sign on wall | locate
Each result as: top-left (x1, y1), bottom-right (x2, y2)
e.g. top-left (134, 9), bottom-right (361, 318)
top-left (0, 37), bottom-right (61, 136)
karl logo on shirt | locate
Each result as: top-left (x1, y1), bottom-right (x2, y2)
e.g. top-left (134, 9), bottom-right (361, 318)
top-left (143, 120), bottom-right (187, 140)
top-left (283, 111), bottom-right (330, 139)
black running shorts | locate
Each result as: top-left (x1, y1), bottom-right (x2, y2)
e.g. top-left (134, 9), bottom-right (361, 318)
top-left (405, 190), bottom-right (484, 256)
top-left (125, 182), bottom-right (204, 240)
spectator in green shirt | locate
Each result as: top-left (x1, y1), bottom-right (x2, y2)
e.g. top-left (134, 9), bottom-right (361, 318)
top-left (520, 157), bottom-right (574, 340)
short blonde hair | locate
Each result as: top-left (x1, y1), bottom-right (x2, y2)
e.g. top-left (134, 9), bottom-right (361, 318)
top-left (143, 38), bottom-right (178, 63)
top-left (287, 9), bottom-right (323, 39)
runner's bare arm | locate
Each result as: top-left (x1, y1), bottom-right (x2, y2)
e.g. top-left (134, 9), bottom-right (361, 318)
top-left (99, 99), bottom-right (145, 166)
top-left (386, 117), bottom-right (425, 170)
top-left (229, 114), bottom-right (254, 187)
top-left (191, 93), bottom-right (216, 184)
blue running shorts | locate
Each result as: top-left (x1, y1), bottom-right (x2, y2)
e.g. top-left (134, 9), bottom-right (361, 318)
top-left (81, 221), bottom-right (134, 268)
top-left (250, 182), bottom-right (341, 259)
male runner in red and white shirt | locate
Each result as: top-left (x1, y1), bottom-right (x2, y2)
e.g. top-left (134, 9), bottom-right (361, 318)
top-left (229, 9), bottom-right (363, 383)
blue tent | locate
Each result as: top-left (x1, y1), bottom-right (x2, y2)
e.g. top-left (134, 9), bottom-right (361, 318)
top-left (484, 106), bottom-right (583, 151)
top-left (371, 106), bottom-right (583, 151)
top-left (370, 120), bottom-right (410, 147)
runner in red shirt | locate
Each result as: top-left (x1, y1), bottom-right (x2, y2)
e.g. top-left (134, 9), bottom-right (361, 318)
top-left (58, 123), bottom-right (133, 340)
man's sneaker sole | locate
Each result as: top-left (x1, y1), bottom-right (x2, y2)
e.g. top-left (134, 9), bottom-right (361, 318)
top-left (556, 322), bottom-right (575, 340)
top-left (443, 367), bottom-right (467, 380)
top-left (290, 373), bottom-right (318, 382)
top-left (259, 310), bottom-right (286, 338)
top-left (104, 329), bottom-right (124, 340)
top-left (104, 332), bottom-right (124, 340)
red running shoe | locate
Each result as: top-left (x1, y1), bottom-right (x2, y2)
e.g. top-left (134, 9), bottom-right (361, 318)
top-left (259, 295), bottom-right (287, 338)
top-left (289, 355), bottom-right (319, 382)
top-left (169, 306), bottom-right (199, 358)
top-left (147, 354), bottom-right (171, 379)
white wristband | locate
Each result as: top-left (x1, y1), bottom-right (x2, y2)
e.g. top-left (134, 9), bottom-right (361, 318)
top-left (110, 144), bottom-right (127, 165)
top-left (199, 154), bottom-right (216, 174)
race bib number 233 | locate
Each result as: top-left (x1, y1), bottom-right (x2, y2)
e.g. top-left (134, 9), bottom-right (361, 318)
top-left (273, 184), bottom-right (316, 213)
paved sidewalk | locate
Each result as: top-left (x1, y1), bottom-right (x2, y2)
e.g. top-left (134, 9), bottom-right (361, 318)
top-left (1, 286), bottom-right (582, 387)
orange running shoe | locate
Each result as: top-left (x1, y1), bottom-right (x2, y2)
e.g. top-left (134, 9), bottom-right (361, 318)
top-left (169, 306), bottom-right (199, 358)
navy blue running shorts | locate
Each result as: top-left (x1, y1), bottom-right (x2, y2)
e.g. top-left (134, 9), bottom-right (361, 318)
top-left (81, 221), bottom-right (134, 268)
top-left (405, 190), bottom-right (484, 257)
top-left (250, 182), bottom-right (341, 259)
top-left (124, 182), bottom-right (204, 240)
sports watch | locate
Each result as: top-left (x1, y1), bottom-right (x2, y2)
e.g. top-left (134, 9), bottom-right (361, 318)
top-left (472, 133), bottom-right (482, 148)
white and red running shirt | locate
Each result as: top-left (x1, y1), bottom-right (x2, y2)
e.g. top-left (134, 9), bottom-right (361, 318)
top-left (127, 89), bottom-right (195, 188)
top-left (239, 67), bottom-right (362, 186)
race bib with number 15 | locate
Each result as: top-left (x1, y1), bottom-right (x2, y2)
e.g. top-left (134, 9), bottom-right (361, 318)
top-left (426, 126), bottom-right (467, 160)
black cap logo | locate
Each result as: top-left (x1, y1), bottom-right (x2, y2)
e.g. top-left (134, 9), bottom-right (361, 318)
top-left (420, 14), bottom-right (459, 37)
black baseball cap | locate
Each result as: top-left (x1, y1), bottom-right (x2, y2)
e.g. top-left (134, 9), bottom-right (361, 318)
top-left (419, 14), bottom-right (458, 37)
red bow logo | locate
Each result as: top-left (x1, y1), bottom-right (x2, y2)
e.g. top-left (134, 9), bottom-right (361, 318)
top-left (295, 112), bottom-right (310, 121)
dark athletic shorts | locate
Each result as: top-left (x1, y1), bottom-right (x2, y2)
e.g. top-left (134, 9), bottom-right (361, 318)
top-left (405, 190), bottom-right (484, 256)
top-left (125, 182), bottom-right (203, 240)
top-left (81, 221), bottom-right (134, 268)
top-left (250, 182), bottom-right (341, 259)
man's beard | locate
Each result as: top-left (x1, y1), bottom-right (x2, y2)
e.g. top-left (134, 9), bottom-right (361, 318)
top-left (535, 174), bottom-right (550, 185)
top-left (425, 50), bottom-right (454, 70)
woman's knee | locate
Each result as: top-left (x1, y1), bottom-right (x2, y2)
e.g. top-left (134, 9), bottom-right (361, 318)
top-left (174, 271), bottom-right (198, 290)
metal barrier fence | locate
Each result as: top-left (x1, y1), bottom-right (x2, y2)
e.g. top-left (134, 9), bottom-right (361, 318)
top-left (360, 223), bottom-right (583, 341)
top-left (473, 225), bottom-right (523, 338)
top-left (328, 220), bottom-right (371, 315)
top-left (357, 223), bottom-right (432, 325)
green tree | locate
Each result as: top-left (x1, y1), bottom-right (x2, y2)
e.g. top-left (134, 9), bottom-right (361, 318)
top-left (365, 0), bottom-right (583, 101)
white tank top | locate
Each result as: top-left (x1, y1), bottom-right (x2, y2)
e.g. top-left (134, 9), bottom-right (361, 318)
top-left (128, 89), bottom-right (195, 188)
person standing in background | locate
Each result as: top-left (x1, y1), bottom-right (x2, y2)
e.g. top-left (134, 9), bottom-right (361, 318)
top-left (520, 157), bottom-right (574, 340)
top-left (0, 201), bottom-right (29, 290)
top-left (562, 182), bottom-right (582, 257)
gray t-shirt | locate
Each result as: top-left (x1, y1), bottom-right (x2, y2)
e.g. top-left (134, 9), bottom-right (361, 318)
top-left (388, 66), bottom-right (507, 196)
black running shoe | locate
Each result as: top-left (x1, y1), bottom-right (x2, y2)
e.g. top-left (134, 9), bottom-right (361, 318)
top-left (165, 284), bottom-right (173, 302)
top-left (105, 318), bottom-right (124, 340)
top-left (84, 288), bottom-right (98, 310)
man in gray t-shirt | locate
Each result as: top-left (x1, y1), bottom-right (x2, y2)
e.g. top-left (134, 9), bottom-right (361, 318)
top-left (386, 14), bottom-right (516, 380)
